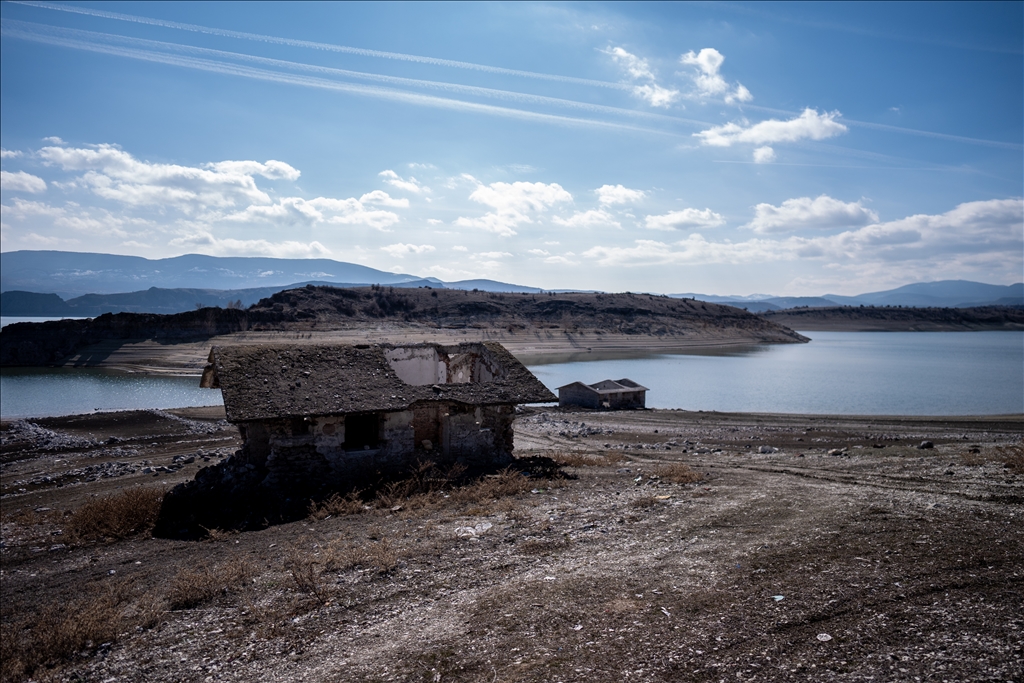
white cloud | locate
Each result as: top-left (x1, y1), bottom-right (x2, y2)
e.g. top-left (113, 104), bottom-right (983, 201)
top-left (645, 208), bottom-right (725, 231)
top-left (528, 248), bottom-right (550, 256)
top-left (168, 231), bottom-right (330, 258)
top-left (603, 46), bottom-right (680, 108)
top-left (359, 190), bottom-right (409, 208)
top-left (544, 255), bottom-right (578, 265)
top-left (583, 236), bottom-right (782, 266)
top-left (381, 243), bottom-right (436, 257)
top-left (752, 146), bottom-right (776, 164)
top-left (454, 179), bottom-right (572, 236)
top-left (38, 143), bottom-right (280, 210)
top-left (1, 170), bottom-right (47, 193)
top-left (452, 245), bottom-right (468, 252)
top-left (379, 169), bottom-right (427, 194)
top-left (680, 48), bottom-right (752, 104)
top-left (42, 136), bottom-right (65, 145)
top-left (553, 209), bottom-right (620, 229)
top-left (596, 184), bottom-right (646, 206)
top-left (603, 46), bottom-right (655, 80)
top-left (746, 195), bottom-right (878, 234)
top-left (426, 218), bottom-right (443, 225)
top-left (583, 199), bottom-right (1023, 281)
top-left (220, 196), bottom-right (401, 230)
top-left (205, 159), bottom-right (300, 180)
top-left (1, 149), bottom-right (24, 159)
top-left (0, 198), bottom-right (144, 239)
top-left (632, 84), bottom-right (681, 108)
top-left (475, 251), bottom-right (513, 259)
top-left (695, 109), bottom-right (847, 147)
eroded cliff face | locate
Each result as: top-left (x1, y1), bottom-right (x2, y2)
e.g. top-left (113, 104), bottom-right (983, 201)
top-left (0, 285), bottom-right (808, 367)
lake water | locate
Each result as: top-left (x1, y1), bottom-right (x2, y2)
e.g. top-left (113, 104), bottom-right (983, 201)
top-left (0, 331), bottom-right (1021, 418)
top-left (529, 331), bottom-right (1023, 416)
top-left (0, 368), bottom-right (222, 419)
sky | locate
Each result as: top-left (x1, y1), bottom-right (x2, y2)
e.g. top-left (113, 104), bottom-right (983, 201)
top-left (0, 1), bottom-right (1021, 296)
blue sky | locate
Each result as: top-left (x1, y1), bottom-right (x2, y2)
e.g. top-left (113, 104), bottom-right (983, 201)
top-left (1, 1), bottom-right (1021, 295)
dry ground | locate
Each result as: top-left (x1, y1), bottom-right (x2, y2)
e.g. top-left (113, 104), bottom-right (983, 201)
top-left (1, 407), bottom-right (1022, 682)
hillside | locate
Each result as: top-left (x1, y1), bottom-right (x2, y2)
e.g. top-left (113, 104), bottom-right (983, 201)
top-left (0, 285), bottom-right (807, 367)
top-left (0, 251), bottom-right (429, 297)
top-left (762, 305), bottom-right (1024, 331)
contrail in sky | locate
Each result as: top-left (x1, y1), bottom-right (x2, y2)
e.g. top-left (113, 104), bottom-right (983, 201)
top-left (13, 1), bottom-right (1020, 152)
top-left (1, 21), bottom-right (680, 138)
top-left (13, 1), bottom-right (631, 91)
top-left (3, 19), bottom-right (712, 130)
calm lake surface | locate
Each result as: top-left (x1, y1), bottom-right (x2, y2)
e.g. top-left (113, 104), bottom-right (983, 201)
top-left (529, 331), bottom-right (1023, 416)
top-left (0, 331), bottom-right (1021, 418)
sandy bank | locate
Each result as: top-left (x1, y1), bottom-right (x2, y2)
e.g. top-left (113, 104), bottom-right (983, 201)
top-left (47, 327), bottom-right (792, 376)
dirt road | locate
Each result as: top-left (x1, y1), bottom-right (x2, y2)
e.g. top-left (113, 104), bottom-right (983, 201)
top-left (2, 408), bottom-right (1021, 682)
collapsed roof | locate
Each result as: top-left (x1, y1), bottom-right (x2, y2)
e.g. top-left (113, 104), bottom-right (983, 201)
top-left (201, 341), bottom-right (556, 422)
top-left (557, 378), bottom-right (649, 395)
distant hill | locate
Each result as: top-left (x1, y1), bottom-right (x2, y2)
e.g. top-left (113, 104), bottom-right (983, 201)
top-left (0, 286), bottom-right (808, 367)
top-left (439, 279), bottom-right (543, 294)
top-left (0, 280), bottom-right (440, 317)
top-left (762, 305), bottom-right (1024, 332)
top-left (822, 280), bottom-right (1024, 308)
top-left (0, 251), bottom-right (427, 298)
top-left (3, 250), bottom-right (1021, 314)
top-left (675, 280), bottom-right (1023, 309)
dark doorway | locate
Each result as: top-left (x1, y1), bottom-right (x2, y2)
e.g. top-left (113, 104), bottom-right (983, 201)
top-left (345, 413), bottom-right (380, 451)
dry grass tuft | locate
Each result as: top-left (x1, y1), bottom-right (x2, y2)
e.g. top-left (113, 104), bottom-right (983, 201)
top-left (550, 451), bottom-right (591, 467)
top-left (1, 581), bottom-right (134, 681)
top-left (166, 557), bottom-right (252, 610)
top-left (365, 538), bottom-right (399, 574)
top-left (995, 445), bottom-right (1024, 473)
top-left (659, 462), bottom-right (703, 484)
top-left (322, 537), bottom-right (364, 572)
top-left (285, 552), bottom-right (331, 605)
top-left (66, 487), bottom-right (163, 542)
top-left (308, 491), bottom-right (365, 520)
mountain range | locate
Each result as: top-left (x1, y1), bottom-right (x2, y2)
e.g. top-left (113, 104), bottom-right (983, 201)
top-left (0, 250), bottom-right (1020, 317)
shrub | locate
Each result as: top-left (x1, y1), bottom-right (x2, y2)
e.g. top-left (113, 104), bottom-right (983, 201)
top-left (659, 462), bottom-right (703, 484)
top-left (308, 491), bottom-right (365, 520)
top-left (2, 581), bottom-right (132, 680)
top-left (166, 558), bottom-right (252, 610)
top-left (67, 487), bottom-right (163, 542)
top-left (996, 445), bottom-right (1024, 473)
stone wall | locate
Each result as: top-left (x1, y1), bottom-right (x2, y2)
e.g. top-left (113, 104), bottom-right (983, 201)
top-left (237, 401), bottom-right (515, 492)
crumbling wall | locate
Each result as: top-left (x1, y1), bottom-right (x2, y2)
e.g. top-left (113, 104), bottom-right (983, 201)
top-left (445, 404), bottom-right (514, 467)
top-left (384, 346), bottom-right (446, 385)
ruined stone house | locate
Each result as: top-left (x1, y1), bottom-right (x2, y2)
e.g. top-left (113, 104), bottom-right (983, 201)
top-left (200, 341), bottom-right (555, 489)
top-left (557, 378), bottom-right (648, 410)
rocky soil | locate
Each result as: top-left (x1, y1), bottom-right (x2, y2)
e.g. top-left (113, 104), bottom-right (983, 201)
top-left (1, 407), bottom-right (1022, 682)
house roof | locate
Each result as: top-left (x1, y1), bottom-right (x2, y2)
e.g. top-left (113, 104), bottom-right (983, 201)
top-left (201, 341), bottom-right (556, 423)
top-left (557, 378), bottom-right (649, 395)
